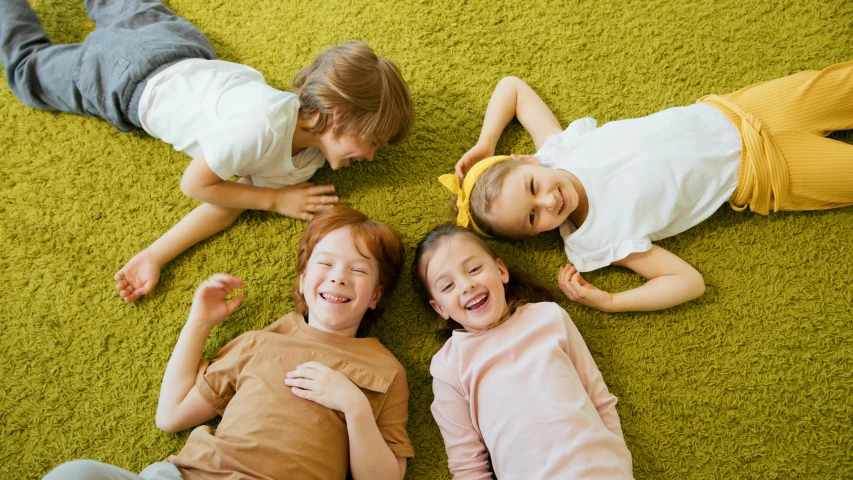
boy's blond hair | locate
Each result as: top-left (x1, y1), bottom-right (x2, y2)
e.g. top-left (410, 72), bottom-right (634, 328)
top-left (291, 41), bottom-right (414, 145)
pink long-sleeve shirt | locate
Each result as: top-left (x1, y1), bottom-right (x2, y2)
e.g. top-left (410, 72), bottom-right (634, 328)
top-left (430, 302), bottom-right (633, 479)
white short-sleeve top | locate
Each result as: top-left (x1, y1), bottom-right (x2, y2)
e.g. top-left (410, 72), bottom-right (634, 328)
top-left (137, 59), bottom-right (326, 188)
top-left (533, 103), bottom-right (742, 272)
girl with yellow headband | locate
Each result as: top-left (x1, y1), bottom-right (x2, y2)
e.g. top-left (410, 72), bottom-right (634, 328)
top-left (441, 66), bottom-right (853, 312)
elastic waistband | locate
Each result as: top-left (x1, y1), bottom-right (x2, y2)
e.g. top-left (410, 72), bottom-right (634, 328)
top-left (128, 57), bottom-right (193, 128)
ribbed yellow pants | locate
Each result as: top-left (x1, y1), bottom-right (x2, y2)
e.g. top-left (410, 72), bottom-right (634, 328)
top-left (699, 61), bottom-right (853, 214)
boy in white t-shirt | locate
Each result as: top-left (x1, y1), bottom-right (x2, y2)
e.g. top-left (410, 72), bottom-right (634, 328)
top-left (0, 0), bottom-right (414, 302)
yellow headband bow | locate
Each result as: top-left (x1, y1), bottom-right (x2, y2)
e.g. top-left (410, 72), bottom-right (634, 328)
top-left (438, 155), bottom-right (511, 237)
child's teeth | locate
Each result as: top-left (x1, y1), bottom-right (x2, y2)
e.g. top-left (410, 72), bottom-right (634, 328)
top-left (466, 294), bottom-right (487, 309)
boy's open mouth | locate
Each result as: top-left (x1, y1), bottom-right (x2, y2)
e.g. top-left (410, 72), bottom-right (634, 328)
top-left (320, 292), bottom-right (351, 303)
top-left (557, 187), bottom-right (566, 214)
top-left (465, 293), bottom-right (488, 310)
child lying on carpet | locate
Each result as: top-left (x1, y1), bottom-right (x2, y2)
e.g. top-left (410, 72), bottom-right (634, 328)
top-left (0, 0), bottom-right (413, 303)
top-left (43, 206), bottom-right (413, 480)
top-left (413, 223), bottom-right (633, 479)
top-left (442, 63), bottom-right (853, 312)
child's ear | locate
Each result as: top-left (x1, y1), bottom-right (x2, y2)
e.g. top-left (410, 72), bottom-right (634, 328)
top-left (429, 300), bottom-right (450, 320)
top-left (495, 258), bottom-right (510, 284)
top-left (369, 287), bottom-right (383, 310)
top-left (298, 271), bottom-right (305, 295)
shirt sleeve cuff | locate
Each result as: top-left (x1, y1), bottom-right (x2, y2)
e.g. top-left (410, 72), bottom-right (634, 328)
top-left (194, 359), bottom-right (229, 415)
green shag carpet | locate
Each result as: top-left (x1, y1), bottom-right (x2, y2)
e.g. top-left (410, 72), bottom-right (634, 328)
top-left (2, 0), bottom-right (853, 478)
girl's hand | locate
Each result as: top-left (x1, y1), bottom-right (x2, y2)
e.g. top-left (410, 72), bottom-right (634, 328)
top-left (455, 141), bottom-right (496, 179)
top-left (285, 361), bottom-right (369, 416)
top-left (558, 264), bottom-right (615, 312)
top-left (187, 274), bottom-right (245, 329)
top-left (272, 182), bottom-right (339, 221)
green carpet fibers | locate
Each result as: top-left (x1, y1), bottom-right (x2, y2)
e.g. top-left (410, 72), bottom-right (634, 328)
top-left (1, 0), bottom-right (852, 477)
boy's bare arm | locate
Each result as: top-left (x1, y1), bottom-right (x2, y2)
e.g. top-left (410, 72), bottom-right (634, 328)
top-left (558, 245), bottom-right (706, 312)
top-left (456, 76), bottom-right (563, 178)
top-left (115, 179), bottom-right (249, 302)
top-left (155, 274), bottom-right (245, 432)
top-left (180, 152), bottom-right (338, 219)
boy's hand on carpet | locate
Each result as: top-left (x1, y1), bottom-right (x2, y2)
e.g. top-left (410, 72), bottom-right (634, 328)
top-left (187, 274), bottom-right (245, 329)
top-left (114, 248), bottom-right (162, 302)
top-left (456, 141), bottom-right (495, 179)
top-left (558, 264), bottom-right (614, 312)
top-left (272, 182), bottom-right (339, 221)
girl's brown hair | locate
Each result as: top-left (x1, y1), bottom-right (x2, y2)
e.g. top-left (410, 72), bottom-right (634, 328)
top-left (292, 206), bottom-right (405, 335)
top-left (412, 224), bottom-right (553, 341)
top-left (291, 41), bottom-right (414, 146)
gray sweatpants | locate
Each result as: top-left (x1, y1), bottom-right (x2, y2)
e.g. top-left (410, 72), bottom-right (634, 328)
top-left (43, 459), bottom-right (183, 480)
top-left (0, 0), bottom-right (215, 132)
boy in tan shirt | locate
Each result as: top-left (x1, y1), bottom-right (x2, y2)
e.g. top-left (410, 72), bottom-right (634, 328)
top-left (44, 206), bottom-right (413, 479)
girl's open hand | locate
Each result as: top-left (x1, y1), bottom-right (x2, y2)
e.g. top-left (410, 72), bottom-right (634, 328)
top-left (187, 274), bottom-right (245, 329)
top-left (285, 361), bottom-right (368, 416)
top-left (558, 264), bottom-right (615, 312)
top-left (455, 141), bottom-right (496, 179)
top-left (272, 182), bottom-right (339, 221)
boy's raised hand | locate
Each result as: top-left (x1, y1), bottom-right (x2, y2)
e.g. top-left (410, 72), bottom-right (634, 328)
top-left (285, 361), bottom-right (369, 415)
top-left (558, 264), bottom-right (615, 312)
top-left (187, 274), bottom-right (245, 329)
top-left (455, 141), bottom-right (496, 179)
top-left (114, 248), bottom-right (162, 302)
top-left (272, 182), bottom-right (339, 221)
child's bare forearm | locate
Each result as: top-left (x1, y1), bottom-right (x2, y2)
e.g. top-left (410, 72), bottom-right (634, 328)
top-left (346, 403), bottom-right (404, 480)
top-left (155, 319), bottom-right (211, 430)
top-left (479, 76), bottom-right (562, 151)
top-left (610, 273), bottom-right (705, 312)
top-left (148, 202), bottom-right (245, 268)
top-left (476, 76), bottom-right (526, 149)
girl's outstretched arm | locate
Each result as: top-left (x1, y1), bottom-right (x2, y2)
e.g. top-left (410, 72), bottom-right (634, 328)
top-left (155, 274), bottom-right (245, 432)
top-left (456, 76), bottom-right (563, 178)
top-left (559, 245), bottom-right (705, 312)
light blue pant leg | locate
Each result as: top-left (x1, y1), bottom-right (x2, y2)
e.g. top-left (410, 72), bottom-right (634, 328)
top-left (43, 459), bottom-right (182, 480)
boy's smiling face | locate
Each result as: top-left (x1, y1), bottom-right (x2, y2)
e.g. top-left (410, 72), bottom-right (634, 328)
top-left (299, 226), bottom-right (383, 336)
top-left (318, 130), bottom-right (380, 170)
top-left (487, 156), bottom-right (578, 237)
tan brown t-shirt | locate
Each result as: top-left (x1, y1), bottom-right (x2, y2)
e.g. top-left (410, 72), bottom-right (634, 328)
top-left (170, 312), bottom-right (414, 480)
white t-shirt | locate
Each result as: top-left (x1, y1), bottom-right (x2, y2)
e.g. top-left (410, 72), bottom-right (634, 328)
top-left (137, 59), bottom-right (325, 188)
top-left (534, 103), bottom-right (742, 272)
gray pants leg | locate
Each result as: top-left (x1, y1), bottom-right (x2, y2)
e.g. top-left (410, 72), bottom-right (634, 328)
top-left (43, 459), bottom-right (183, 480)
top-left (0, 0), bottom-right (215, 132)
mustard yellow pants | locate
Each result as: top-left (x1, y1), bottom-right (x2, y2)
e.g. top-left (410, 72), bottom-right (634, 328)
top-left (700, 61), bottom-right (853, 214)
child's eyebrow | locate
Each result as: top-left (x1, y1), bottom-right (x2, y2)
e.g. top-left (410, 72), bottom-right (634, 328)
top-left (518, 174), bottom-right (532, 233)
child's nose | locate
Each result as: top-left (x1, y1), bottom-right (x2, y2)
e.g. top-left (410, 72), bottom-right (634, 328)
top-left (365, 148), bottom-right (376, 161)
top-left (538, 192), bottom-right (557, 210)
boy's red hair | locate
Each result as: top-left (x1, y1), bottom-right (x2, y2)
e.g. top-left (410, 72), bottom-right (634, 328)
top-left (292, 205), bottom-right (405, 335)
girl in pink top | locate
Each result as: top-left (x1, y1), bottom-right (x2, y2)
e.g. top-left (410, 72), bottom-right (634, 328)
top-left (413, 224), bottom-right (633, 479)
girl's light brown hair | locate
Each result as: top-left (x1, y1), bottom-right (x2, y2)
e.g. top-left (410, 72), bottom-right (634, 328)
top-left (412, 224), bottom-right (553, 341)
top-left (292, 205), bottom-right (405, 336)
top-left (449, 159), bottom-right (528, 238)
top-left (291, 41), bottom-right (414, 145)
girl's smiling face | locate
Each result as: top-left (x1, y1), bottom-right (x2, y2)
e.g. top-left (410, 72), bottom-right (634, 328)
top-left (299, 226), bottom-right (383, 336)
top-left (487, 156), bottom-right (578, 237)
top-left (424, 234), bottom-right (510, 334)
